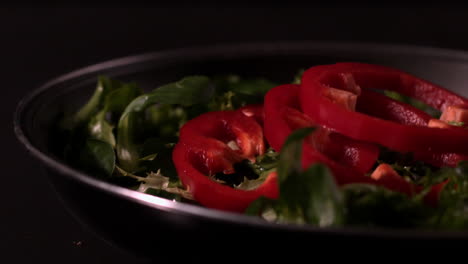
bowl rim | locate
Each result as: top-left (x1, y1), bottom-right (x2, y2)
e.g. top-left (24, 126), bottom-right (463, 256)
top-left (13, 40), bottom-right (468, 239)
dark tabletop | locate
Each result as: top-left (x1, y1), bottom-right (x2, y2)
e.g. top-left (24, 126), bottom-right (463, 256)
top-left (4, 4), bottom-right (468, 263)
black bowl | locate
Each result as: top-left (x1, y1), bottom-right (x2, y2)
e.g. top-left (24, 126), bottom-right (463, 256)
top-left (14, 42), bottom-right (468, 259)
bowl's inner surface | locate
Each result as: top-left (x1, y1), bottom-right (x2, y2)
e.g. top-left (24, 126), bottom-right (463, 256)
top-left (19, 44), bottom-right (468, 236)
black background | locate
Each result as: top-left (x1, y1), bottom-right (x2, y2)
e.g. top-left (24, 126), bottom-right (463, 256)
top-left (4, 4), bottom-right (468, 263)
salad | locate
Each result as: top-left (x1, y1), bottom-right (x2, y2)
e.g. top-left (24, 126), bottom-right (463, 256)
top-left (61, 62), bottom-right (468, 229)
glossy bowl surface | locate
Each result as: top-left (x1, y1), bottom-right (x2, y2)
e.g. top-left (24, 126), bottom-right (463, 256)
top-left (14, 42), bottom-right (468, 257)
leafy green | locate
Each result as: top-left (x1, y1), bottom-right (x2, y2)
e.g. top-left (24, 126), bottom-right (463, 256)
top-left (275, 128), bottom-right (344, 226)
top-left (146, 76), bottom-right (214, 107)
top-left (103, 82), bottom-right (142, 115)
top-left (87, 111), bottom-right (116, 147)
top-left (137, 138), bottom-right (178, 179)
top-left (76, 139), bottom-right (116, 179)
top-left (228, 78), bottom-right (276, 96)
top-left (210, 75), bottom-right (278, 109)
top-left (213, 74), bottom-right (277, 96)
top-left (282, 163), bottom-right (345, 226)
top-left (116, 76), bottom-right (213, 172)
top-left (73, 76), bottom-right (141, 125)
top-left (250, 148), bottom-right (279, 175)
top-left (120, 76), bottom-right (213, 116)
top-left (433, 161), bottom-right (468, 229)
top-left (65, 76), bottom-right (142, 149)
top-left (276, 127), bottom-right (315, 181)
top-left (63, 77), bottom-right (141, 179)
top-left (246, 127), bottom-right (345, 227)
top-left (245, 196), bottom-right (272, 216)
top-left (73, 76), bottom-right (110, 125)
top-left (245, 196), bottom-right (278, 222)
top-left (342, 184), bottom-right (433, 228)
top-left (145, 104), bottom-right (187, 138)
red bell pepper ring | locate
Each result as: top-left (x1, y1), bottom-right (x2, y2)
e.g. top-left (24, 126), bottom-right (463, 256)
top-left (173, 110), bottom-right (278, 212)
top-left (264, 84), bottom-right (379, 174)
top-left (354, 88), bottom-right (467, 168)
top-left (179, 110), bottom-right (265, 161)
top-left (300, 62), bottom-right (468, 155)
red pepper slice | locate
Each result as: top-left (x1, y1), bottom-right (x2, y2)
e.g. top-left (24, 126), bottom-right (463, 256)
top-left (300, 63), bottom-right (468, 154)
top-left (356, 89), bottom-right (431, 127)
top-left (355, 88), bottom-right (467, 168)
top-left (264, 84), bottom-right (379, 174)
top-left (173, 110), bottom-right (278, 212)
